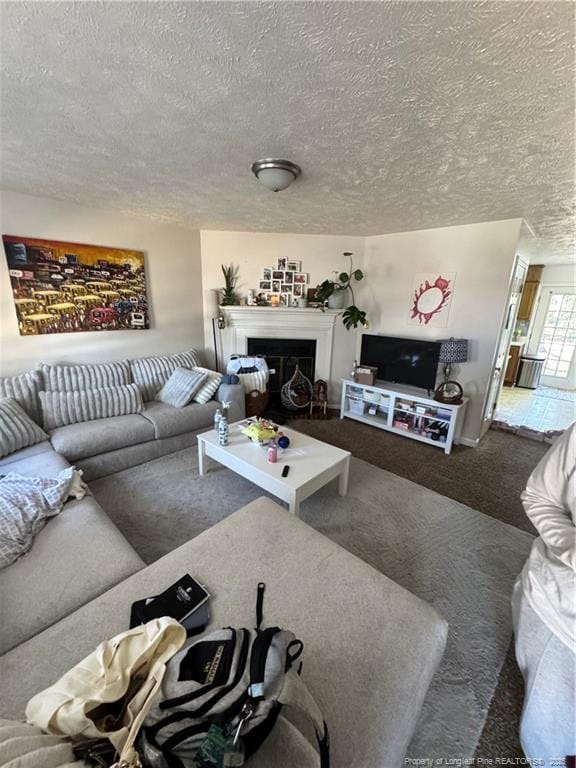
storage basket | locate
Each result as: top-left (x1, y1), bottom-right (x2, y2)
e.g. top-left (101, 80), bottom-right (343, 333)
top-left (348, 398), bottom-right (366, 415)
top-left (245, 389), bottom-right (270, 418)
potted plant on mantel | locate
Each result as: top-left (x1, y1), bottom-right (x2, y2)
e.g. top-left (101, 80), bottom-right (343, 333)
top-left (315, 252), bottom-right (367, 330)
top-left (220, 264), bottom-right (239, 305)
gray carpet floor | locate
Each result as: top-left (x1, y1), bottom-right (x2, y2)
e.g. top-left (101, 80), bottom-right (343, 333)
top-left (91, 444), bottom-right (534, 759)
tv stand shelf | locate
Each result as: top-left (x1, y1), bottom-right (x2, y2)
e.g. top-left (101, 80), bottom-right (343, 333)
top-left (340, 379), bottom-right (469, 455)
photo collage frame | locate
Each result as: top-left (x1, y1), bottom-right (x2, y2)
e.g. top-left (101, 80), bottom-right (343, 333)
top-left (258, 258), bottom-right (308, 306)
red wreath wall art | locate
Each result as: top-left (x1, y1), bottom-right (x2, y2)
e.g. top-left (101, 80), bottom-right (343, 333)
top-left (409, 272), bottom-right (456, 327)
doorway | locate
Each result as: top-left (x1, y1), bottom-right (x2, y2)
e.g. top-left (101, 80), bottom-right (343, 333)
top-left (493, 283), bottom-right (576, 436)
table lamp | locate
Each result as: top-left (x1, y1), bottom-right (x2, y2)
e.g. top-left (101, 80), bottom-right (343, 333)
top-left (435, 338), bottom-right (468, 404)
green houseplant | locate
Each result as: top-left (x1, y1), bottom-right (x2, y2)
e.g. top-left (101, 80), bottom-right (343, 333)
top-left (316, 252), bottom-right (367, 330)
top-left (220, 264), bottom-right (239, 306)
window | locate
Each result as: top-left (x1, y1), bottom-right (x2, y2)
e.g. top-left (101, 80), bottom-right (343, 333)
top-left (540, 293), bottom-right (576, 378)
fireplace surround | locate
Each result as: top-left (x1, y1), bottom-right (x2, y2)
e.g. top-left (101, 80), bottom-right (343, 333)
top-left (219, 307), bottom-right (339, 383)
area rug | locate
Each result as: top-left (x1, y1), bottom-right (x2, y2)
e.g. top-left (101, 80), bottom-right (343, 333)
top-left (91, 448), bottom-right (534, 759)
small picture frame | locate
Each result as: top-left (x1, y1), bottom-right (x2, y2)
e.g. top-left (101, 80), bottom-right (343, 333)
top-left (272, 280), bottom-right (281, 293)
top-left (269, 293), bottom-right (280, 307)
top-left (262, 268), bottom-right (272, 282)
top-left (293, 283), bottom-right (303, 297)
top-left (259, 280), bottom-right (271, 291)
top-left (293, 272), bottom-right (307, 284)
top-left (277, 257), bottom-right (287, 270)
top-left (306, 287), bottom-right (323, 307)
top-left (272, 270), bottom-right (284, 281)
top-left (283, 271), bottom-right (293, 284)
top-left (280, 293), bottom-right (291, 307)
top-left (287, 260), bottom-right (301, 271)
top-left (281, 283), bottom-right (293, 293)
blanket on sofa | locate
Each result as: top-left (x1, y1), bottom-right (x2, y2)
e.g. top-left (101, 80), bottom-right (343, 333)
top-left (0, 468), bottom-right (87, 569)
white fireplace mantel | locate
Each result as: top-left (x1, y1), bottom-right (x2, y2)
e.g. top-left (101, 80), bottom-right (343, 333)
top-left (219, 306), bottom-right (339, 381)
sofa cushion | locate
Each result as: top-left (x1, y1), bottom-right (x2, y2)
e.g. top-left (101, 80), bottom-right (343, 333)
top-left (49, 414), bottom-right (155, 461)
top-left (0, 444), bottom-right (70, 476)
top-left (0, 440), bottom-right (54, 469)
top-left (157, 368), bottom-right (208, 408)
top-left (191, 367), bottom-right (224, 405)
top-left (130, 349), bottom-right (201, 401)
top-left (40, 361), bottom-right (132, 392)
top-left (0, 399), bottom-right (48, 458)
top-left (141, 400), bottom-right (219, 439)
top-left (0, 369), bottom-right (43, 422)
top-left (0, 495), bottom-right (144, 655)
top-left (0, 498), bottom-right (447, 767)
top-left (39, 383), bottom-right (144, 430)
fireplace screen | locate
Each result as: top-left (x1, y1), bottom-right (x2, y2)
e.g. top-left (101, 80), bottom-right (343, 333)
top-left (247, 338), bottom-right (316, 397)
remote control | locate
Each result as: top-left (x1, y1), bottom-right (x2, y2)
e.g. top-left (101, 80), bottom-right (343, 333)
top-left (282, 465), bottom-right (290, 477)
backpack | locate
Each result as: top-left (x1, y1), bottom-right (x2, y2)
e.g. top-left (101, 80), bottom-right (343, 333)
top-left (139, 583), bottom-right (329, 768)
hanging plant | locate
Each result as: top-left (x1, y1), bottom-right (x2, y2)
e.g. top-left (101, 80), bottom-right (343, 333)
top-left (316, 252), bottom-right (367, 330)
top-left (220, 264), bottom-right (239, 306)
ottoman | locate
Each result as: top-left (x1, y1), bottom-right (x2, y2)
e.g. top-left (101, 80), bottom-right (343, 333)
top-left (0, 497), bottom-right (448, 767)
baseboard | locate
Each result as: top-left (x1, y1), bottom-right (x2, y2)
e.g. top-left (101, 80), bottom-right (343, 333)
top-left (458, 436), bottom-right (479, 448)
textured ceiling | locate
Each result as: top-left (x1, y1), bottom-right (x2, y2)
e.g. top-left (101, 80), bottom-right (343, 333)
top-left (0, 1), bottom-right (574, 263)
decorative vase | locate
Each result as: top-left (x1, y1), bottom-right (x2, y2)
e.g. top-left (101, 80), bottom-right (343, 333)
top-left (327, 289), bottom-right (348, 310)
top-left (217, 415), bottom-right (229, 446)
top-left (281, 364), bottom-right (313, 410)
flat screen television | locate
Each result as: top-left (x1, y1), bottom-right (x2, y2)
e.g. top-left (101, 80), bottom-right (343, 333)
top-left (360, 335), bottom-right (441, 392)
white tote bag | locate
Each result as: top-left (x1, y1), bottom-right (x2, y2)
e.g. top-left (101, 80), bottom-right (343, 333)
top-left (26, 617), bottom-right (186, 766)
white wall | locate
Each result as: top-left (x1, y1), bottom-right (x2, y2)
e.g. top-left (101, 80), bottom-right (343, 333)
top-left (537, 264), bottom-right (576, 287)
top-left (200, 230), bottom-right (365, 399)
top-left (0, 190), bottom-right (203, 376)
top-left (361, 219), bottom-right (523, 445)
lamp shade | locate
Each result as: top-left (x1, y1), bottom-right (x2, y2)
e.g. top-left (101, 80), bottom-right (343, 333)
top-left (439, 338), bottom-right (468, 364)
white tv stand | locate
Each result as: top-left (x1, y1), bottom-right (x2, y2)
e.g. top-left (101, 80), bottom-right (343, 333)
top-left (340, 379), bottom-right (469, 455)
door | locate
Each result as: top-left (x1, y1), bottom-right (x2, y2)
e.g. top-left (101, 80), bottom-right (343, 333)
top-left (481, 256), bottom-right (528, 434)
top-left (532, 289), bottom-right (576, 389)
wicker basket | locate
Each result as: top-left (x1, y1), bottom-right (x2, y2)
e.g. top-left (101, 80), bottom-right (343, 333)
top-left (245, 389), bottom-right (270, 418)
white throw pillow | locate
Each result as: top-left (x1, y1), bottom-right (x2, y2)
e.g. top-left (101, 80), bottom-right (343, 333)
top-left (191, 367), bottom-right (224, 405)
top-left (0, 399), bottom-right (47, 458)
top-left (157, 368), bottom-right (208, 408)
top-left (130, 349), bottom-right (201, 401)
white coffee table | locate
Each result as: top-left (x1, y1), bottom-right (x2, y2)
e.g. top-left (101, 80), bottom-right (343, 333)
top-left (197, 421), bottom-right (351, 516)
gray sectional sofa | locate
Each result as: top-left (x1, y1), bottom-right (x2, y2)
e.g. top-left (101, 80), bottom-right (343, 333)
top-left (0, 350), bottom-right (245, 652)
top-left (0, 351), bottom-right (448, 765)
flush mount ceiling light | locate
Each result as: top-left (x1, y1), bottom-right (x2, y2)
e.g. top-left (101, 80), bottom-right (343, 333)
top-left (251, 158), bottom-right (301, 192)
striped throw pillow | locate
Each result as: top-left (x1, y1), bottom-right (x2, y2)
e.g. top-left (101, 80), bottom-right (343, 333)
top-left (0, 399), bottom-right (48, 458)
top-left (157, 368), bottom-right (209, 408)
top-left (191, 367), bottom-right (224, 405)
top-left (130, 349), bottom-right (201, 401)
top-left (0, 370), bottom-right (43, 423)
top-left (40, 361), bottom-right (131, 392)
top-left (39, 383), bottom-right (144, 431)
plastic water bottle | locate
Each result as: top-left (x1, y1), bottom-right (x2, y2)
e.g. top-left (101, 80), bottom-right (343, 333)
top-left (218, 415), bottom-right (229, 446)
